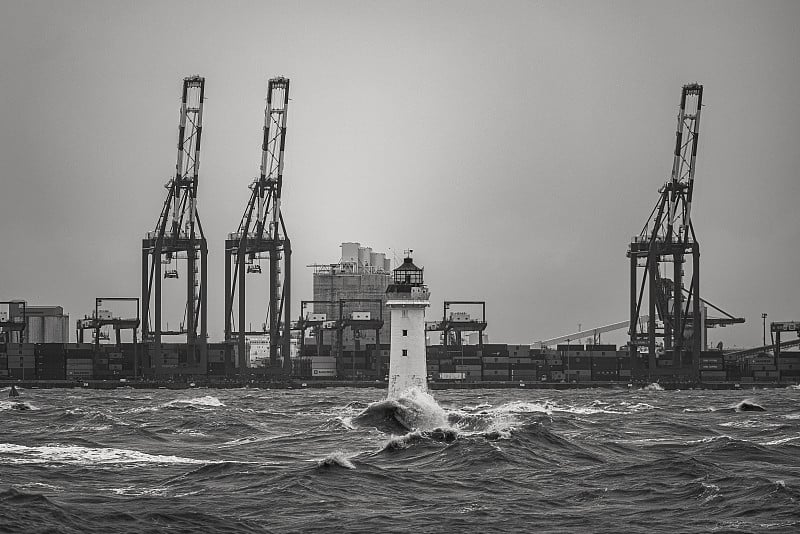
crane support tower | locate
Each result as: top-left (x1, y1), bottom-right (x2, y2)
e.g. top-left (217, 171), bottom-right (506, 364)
top-left (224, 77), bottom-right (292, 374)
top-left (141, 76), bottom-right (208, 374)
top-left (628, 83), bottom-right (703, 374)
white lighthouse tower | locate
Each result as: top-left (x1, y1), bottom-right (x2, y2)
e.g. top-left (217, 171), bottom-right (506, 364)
top-left (386, 252), bottom-right (430, 399)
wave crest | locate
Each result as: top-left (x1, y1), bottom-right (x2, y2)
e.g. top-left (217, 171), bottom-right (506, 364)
top-left (0, 442), bottom-right (209, 466)
top-left (165, 396), bottom-right (225, 409)
top-left (316, 451), bottom-right (356, 469)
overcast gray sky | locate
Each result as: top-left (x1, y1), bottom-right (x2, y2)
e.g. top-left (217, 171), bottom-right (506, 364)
top-left (1, 1), bottom-right (799, 348)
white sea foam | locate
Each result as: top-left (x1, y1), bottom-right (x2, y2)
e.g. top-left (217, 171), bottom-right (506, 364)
top-left (761, 435), bottom-right (800, 446)
top-left (393, 388), bottom-right (448, 431)
top-left (173, 428), bottom-right (208, 437)
top-left (0, 400), bottom-right (38, 411)
top-left (108, 485), bottom-right (203, 498)
top-left (167, 395), bottom-right (225, 408)
top-left (316, 451), bottom-right (356, 469)
top-left (462, 403), bottom-right (493, 412)
top-left (492, 400), bottom-right (551, 415)
top-left (0, 443), bottom-right (209, 466)
top-left (700, 482), bottom-right (721, 503)
top-left (719, 420), bottom-right (761, 428)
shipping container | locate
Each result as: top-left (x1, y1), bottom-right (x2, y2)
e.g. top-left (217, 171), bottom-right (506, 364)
top-left (438, 372), bottom-right (466, 380)
top-left (592, 370), bottom-right (619, 380)
top-left (586, 344), bottom-right (616, 352)
top-left (592, 357), bottom-right (618, 370)
top-left (753, 370), bottom-right (779, 378)
top-left (567, 356), bottom-right (591, 370)
top-left (700, 370), bottom-right (727, 381)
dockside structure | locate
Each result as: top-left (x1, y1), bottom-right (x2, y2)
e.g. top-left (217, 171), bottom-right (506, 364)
top-left (4, 341), bottom-right (798, 385)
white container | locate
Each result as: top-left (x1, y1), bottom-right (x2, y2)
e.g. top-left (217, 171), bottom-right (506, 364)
top-left (439, 372), bottom-right (466, 380)
top-left (306, 313), bottom-right (326, 322)
top-left (312, 368), bottom-right (336, 377)
top-left (351, 312), bottom-right (371, 320)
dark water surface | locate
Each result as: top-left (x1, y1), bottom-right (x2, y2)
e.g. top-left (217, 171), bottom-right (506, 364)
top-left (1, 385), bottom-right (799, 533)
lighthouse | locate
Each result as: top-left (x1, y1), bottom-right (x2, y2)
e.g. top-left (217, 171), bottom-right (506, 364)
top-left (386, 251), bottom-right (430, 399)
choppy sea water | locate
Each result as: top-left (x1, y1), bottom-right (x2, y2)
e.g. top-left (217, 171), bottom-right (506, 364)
top-left (1, 385), bottom-right (799, 533)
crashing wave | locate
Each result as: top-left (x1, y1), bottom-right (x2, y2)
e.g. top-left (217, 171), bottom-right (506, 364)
top-left (353, 388), bottom-right (447, 433)
top-left (382, 428), bottom-right (459, 451)
top-left (734, 400), bottom-right (766, 412)
top-left (316, 451), bottom-right (356, 469)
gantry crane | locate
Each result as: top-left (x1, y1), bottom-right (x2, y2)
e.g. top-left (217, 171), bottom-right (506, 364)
top-left (225, 77), bottom-right (292, 374)
top-left (141, 76), bottom-right (208, 374)
top-left (628, 84), bottom-right (712, 374)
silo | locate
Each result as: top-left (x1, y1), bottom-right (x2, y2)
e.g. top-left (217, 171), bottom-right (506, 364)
top-left (384, 258), bottom-right (392, 272)
top-left (340, 242), bottom-right (360, 265)
top-left (27, 316), bottom-right (43, 343)
top-left (358, 246), bottom-right (372, 268)
top-left (370, 252), bottom-right (386, 271)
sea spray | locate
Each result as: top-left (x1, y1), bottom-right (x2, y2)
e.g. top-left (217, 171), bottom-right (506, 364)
top-left (316, 451), bottom-right (356, 469)
top-left (354, 387), bottom-right (447, 432)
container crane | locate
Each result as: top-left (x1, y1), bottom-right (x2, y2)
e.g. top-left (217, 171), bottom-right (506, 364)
top-left (224, 77), bottom-right (292, 374)
top-left (141, 76), bottom-right (208, 374)
top-left (628, 83), bottom-right (703, 371)
top-left (627, 83), bottom-right (742, 375)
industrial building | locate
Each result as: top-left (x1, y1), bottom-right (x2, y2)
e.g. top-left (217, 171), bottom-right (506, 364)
top-left (3, 338), bottom-right (799, 386)
top-left (0, 301), bottom-right (69, 344)
top-left (310, 242), bottom-right (393, 343)
top-left (299, 242), bottom-right (393, 378)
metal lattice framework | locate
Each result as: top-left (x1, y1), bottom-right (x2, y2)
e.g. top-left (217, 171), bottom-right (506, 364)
top-left (225, 77), bottom-right (292, 374)
top-left (628, 84), bottom-right (703, 372)
top-left (142, 76), bottom-right (208, 374)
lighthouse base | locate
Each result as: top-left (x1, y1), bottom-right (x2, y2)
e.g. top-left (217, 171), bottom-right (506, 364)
top-left (387, 365), bottom-right (427, 400)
